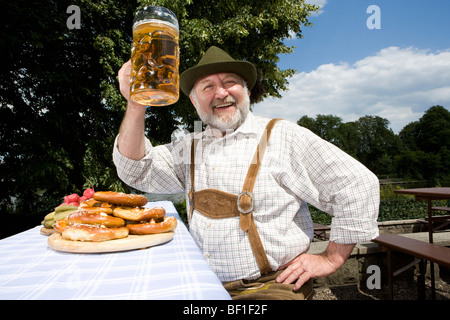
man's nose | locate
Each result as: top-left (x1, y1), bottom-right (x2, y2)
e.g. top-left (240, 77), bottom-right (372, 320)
top-left (214, 86), bottom-right (229, 100)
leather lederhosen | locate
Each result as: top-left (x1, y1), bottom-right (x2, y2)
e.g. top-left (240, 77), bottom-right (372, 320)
top-left (188, 118), bottom-right (282, 276)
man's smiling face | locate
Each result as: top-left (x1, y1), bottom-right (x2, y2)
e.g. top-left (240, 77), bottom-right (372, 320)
top-left (190, 72), bottom-right (251, 133)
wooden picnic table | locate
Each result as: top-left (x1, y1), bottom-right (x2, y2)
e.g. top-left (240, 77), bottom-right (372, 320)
top-left (394, 187), bottom-right (450, 243)
top-left (393, 187), bottom-right (450, 299)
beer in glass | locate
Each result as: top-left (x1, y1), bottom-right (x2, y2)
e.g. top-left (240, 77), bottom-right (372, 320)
top-left (130, 6), bottom-right (179, 106)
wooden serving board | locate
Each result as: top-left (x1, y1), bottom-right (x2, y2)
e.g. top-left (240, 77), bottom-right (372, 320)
top-left (48, 231), bottom-right (174, 253)
top-left (41, 227), bottom-right (58, 236)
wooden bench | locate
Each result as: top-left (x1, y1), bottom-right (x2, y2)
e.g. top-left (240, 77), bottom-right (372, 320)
top-left (313, 223), bottom-right (330, 240)
top-left (418, 211), bottom-right (450, 232)
top-left (421, 201), bottom-right (450, 232)
top-left (431, 199), bottom-right (450, 214)
top-left (372, 233), bottom-right (450, 299)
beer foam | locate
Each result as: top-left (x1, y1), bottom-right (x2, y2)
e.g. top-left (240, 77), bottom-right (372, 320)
top-left (133, 19), bottom-right (179, 32)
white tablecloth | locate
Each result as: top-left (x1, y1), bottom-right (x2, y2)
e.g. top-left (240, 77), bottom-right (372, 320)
top-left (0, 201), bottom-right (231, 300)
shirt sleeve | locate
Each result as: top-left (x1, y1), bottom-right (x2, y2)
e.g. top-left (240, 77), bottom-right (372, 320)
top-left (283, 123), bottom-right (380, 244)
top-left (112, 134), bottom-right (186, 194)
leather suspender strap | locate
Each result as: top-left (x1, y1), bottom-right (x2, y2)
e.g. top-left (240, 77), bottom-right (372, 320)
top-left (237, 118), bottom-right (282, 275)
top-left (238, 118), bottom-right (281, 230)
top-left (188, 118), bottom-right (282, 276)
top-left (188, 137), bottom-right (197, 221)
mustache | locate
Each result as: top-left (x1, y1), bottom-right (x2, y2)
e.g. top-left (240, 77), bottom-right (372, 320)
top-left (210, 96), bottom-right (237, 109)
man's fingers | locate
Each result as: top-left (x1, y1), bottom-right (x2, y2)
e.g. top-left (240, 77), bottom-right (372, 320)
top-left (276, 265), bottom-right (311, 290)
top-left (293, 272), bottom-right (311, 290)
top-left (118, 60), bottom-right (132, 100)
top-left (276, 264), bottom-right (302, 284)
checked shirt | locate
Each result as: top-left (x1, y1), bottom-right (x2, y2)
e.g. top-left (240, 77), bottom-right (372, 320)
top-left (113, 112), bottom-right (379, 282)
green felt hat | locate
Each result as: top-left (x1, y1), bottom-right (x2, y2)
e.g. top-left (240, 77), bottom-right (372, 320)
top-left (180, 46), bottom-right (257, 96)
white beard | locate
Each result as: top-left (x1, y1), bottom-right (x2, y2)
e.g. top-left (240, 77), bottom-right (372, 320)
top-left (193, 87), bottom-right (251, 132)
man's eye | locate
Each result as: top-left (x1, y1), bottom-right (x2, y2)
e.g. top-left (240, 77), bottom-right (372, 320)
top-left (224, 81), bottom-right (236, 87)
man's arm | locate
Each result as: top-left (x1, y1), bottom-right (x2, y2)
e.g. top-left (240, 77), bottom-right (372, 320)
top-left (273, 123), bottom-right (379, 289)
top-left (117, 60), bottom-right (147, 160)
top-left (276, 241), bottom-right (355, 290)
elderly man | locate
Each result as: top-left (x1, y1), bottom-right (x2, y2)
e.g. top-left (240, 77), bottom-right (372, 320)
top-left (114, 46), bottom-right (380, 300)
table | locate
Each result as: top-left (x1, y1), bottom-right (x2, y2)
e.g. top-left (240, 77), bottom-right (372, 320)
top-left (373, 233), bottom-right (450, 299)
top-left (394, 187), bottom-right (450, 243)
top-left (0, 201), bottom-right (231, 300)
top-left (393, 187), bottom-right (450, 299)
top-left (313, 222), bottom-right (330, 240)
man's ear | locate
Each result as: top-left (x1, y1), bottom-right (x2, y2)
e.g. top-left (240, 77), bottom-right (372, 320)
top-left (189, 94), bottom-right (196, 107)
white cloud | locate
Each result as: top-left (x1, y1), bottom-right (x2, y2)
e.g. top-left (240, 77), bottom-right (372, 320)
top-left (254, 47), bottom-right (450, 133)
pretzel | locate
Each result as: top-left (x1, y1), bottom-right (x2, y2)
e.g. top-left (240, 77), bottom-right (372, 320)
top-left (53, 219), bottom-right (69, 233)
top-left (93, 191), bottom-right (148, 207)
top-left (126, 217), bottom-right (177, 235)
top-left (61, 224), bottom-right (129, 242)
top-left (79, 199), bottom-right (115, 214)
top-left (113, 206), bottom-right (166, 221)
top-left (67, 210), bottom-right (125, 228)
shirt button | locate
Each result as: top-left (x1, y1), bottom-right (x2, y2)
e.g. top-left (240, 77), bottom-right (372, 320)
top-left (205, 253), bottom-right (211, 259)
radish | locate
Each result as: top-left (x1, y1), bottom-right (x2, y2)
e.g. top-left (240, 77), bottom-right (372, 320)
top-left (83, 188), bottom-right (95, 199)
top-left (67, 193), bottom-right (80, 203)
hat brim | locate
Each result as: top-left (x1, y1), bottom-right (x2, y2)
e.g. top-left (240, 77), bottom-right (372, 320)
top-left (180, 61), bottom-right (257, 96)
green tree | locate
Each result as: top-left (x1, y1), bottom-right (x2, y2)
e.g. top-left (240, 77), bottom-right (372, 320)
top-left (0, 0), bottom-right (319, 231)
top-left (415, 105), bottom-right (450, 153)
top-left (338, 121), bottom-right (359, 159)
top-left (396, 106), bottom-right (450, 181)
top-left (297, 114), bottom-right (344, 147)
top-left (0, 0), bottom-right (140, 236)
top-left (398, 121), bottom-right (419, 151)
top-left (355, 115), bottom-right (400, 173)
top-left (297, 114), bottom-right (400, 175)
top-left (297, 115), bottom-right (316, 131)
top-left (155, 0), bottom-right (319, 129)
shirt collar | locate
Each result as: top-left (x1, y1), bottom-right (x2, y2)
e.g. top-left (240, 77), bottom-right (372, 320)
top-left (202, 112), bottom-right (258, 140)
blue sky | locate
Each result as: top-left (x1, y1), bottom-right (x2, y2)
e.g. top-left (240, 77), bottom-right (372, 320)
top-left (254, 0), bottom-right (450, 133)
top-left (280, 0), bottom-right (450, 72)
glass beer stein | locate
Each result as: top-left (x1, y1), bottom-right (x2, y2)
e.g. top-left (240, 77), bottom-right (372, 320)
top-left (130, 6), bottom-right (179, 106)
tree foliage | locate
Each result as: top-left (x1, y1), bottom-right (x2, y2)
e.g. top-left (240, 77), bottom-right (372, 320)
top-left (0, 0), bottom-right (318, 220)
top-left (396, 106), bottom-right (450, 180)
top-left (142, 0), bottom-right (319, 129)
top-left (1, 0), bottom-right (136, 219)
top-left (298, 106), bottom-right (449, 181)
